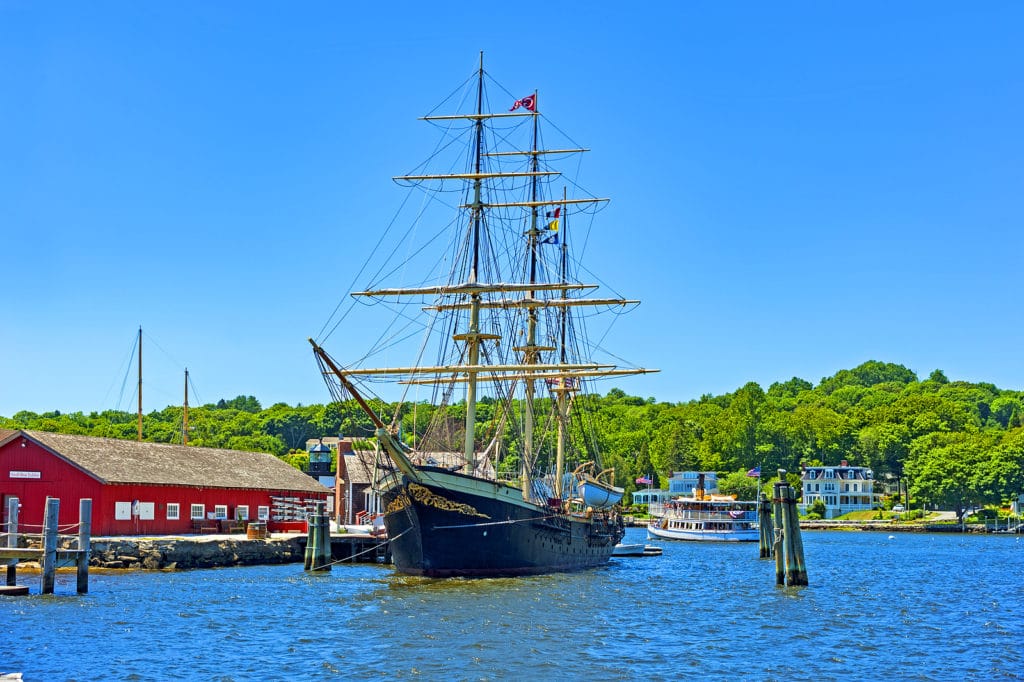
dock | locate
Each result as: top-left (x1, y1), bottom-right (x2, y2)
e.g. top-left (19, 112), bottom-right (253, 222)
top-left (2, 497), bottom-right (91, 595)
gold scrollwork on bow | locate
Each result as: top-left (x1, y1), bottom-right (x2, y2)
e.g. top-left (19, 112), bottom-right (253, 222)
top-left (407, 482), bottom-right (490, 519)
top-left (385, 491), bottom-right (411, 515)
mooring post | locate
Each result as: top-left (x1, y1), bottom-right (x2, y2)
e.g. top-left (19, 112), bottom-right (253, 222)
top-left (312, 501), bottom-right (331, 572)
top-left (772, 473), bottom-right (785, 586)
top-left (41, 497), bottom-right (60, 595)
top-left (758, 492), bottom-right (773, 559)
top-left (5, 496), bottom-right (18, 586)
top-left (322, 504), bottom-right (332, 570)
top-left (780, 484), bottom-right (797, 583)
top-left (782, 484), bottom-right (808, 586)
top-left (303, 508), bottom-right (315, 570)
top-left (77, 499), bottom-right (92, 594)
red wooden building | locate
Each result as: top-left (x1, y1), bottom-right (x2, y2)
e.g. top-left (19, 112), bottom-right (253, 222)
top-left (0, 429), bottom-right (329, 536)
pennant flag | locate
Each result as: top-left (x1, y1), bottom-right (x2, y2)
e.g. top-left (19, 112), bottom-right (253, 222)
top-left (541, 233), bottom-right (559, 245)
top-left (510, 94), bottom-right (536, 112)
top-left (635, 476), bottom-right (653, 485)
top-left (746, 466), bottom-right (761, 478)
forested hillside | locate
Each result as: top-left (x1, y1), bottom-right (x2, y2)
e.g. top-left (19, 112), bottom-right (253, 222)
top-left (4, 361), bottom-right (1022, 514)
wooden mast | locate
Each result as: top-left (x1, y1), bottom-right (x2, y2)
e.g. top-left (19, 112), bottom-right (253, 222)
top-left (522, 88), bottom-right (541, 500)
top-left (555, 187), bottom-right (569, 499)
top-left (461, 51), bottom-right (485, 476)
top-left (136, 326), bottom-right (142, 441)
top-left (183, 368), bottom-right (189, 446)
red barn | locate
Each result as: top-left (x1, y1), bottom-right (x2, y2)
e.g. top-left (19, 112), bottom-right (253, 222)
top-left (0, 429), bottom-right (329, 536)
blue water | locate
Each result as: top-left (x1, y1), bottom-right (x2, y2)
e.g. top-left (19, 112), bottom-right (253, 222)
top-left (2, 529), bottom-right (1022, 681)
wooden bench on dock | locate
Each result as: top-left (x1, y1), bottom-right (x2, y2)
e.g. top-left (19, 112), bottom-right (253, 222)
top-left (193, 520), bottom-right (220, 534)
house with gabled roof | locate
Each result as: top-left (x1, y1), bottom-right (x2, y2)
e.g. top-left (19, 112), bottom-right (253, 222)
top-left (800, 460), bottom-right (876, 519)
top-left (0, 429), bottom-right (328, 536)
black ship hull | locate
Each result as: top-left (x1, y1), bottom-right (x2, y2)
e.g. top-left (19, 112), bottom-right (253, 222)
top-left (380, 467), bottom-right (625, 578)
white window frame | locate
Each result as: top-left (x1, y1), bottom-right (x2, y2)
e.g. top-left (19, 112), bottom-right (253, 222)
top-left (114, 501), bottom-right (132, 521)
top-left (214, 505), bottom-right (228, 520)
top-left (191, 503), bottom-right (205, 520)
top-left (138, 502), bottom-right (155, 520)
top-left (257, 505), bottom-right (270, 521)
top-left (167, 503), bottom-right (180, 520)
top-left (235, 505), bottom-right (249, 521)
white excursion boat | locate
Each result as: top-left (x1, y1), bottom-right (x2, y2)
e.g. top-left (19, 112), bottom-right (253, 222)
top-left (647, 494), bottom-right (759, 542)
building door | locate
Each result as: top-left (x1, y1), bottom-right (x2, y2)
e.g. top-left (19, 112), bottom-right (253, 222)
top-left (1, 494), bottom-right (16, 538)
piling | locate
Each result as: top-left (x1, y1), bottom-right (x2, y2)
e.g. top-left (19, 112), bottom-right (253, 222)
top-left (758, 492), bottom-right (773, 559)
top-left (316, 501), bottom-right (331, 572)
top-left (305, 501), bottom-right (331, 572)
top-left (303, 514), bottom-right (315, 570)
top-left (781, 484), bottom-right (808, 586)
top-left (5, 497), bottom-right (17, 587)
top-left (41, 497), bottom-right (59, 595)
top-left (77, 499), bottom-right (92, 594)
top-left (772, 478), bottom-right (785, 586)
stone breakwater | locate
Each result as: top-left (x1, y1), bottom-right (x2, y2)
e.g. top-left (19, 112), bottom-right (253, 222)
top-left (88, 536), bottom-right (307, 570)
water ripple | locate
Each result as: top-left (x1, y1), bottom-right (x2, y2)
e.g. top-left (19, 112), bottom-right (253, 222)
top-left (2, 531), bottom-right (1023, 680)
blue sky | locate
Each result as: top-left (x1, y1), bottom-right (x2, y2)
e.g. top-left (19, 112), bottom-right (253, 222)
top-left (2, 2), bottom-right (1021, 417)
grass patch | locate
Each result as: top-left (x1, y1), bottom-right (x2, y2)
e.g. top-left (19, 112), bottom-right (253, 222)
top-left (835, 510), bottom-right (882, 521)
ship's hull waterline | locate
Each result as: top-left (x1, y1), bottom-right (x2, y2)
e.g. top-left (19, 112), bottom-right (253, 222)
top-left (381, 467), bottom-right (625, 577)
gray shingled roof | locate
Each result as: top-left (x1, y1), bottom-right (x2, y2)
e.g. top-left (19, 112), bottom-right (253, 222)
top-left (15, 430), bottom-right (328, 493)
top-left (345, 449), bottom-right (380, 485)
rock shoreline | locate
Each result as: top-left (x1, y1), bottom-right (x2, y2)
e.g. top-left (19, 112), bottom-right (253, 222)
top-left (87, 535), bottom-right (308, 570)
top-left (799, 520), bottom-right (988, 533)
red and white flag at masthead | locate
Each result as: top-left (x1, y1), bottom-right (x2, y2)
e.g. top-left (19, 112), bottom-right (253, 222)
top-left (510, 94), bottom-right (536, 112)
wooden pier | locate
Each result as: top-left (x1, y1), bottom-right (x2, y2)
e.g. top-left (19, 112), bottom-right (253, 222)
top-left (1, 497), bottom-right (91, 595)
top-left (328, 533), bottom-right (390, 564)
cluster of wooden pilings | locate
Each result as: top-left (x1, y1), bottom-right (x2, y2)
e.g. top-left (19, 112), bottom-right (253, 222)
top-left (773, 480), bottom-right (808, 586)
top-left (1, 497), bottom-right (92, 595)
top-left (303, 500), bottom-right (331, 572)
top-left (760, 470), bottom-right (808, 587)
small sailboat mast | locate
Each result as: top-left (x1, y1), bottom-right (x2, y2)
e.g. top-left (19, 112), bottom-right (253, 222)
top-left (183, 368), bottom-right (189, 446)
top-left (137, 326), bottom-right (143, 441)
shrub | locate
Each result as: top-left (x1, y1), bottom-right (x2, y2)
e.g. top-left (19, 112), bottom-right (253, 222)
top-left (808, 499), bottom-right (827, 517)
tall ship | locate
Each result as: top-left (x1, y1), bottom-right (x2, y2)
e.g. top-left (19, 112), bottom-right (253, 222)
top-left (310, 54), bottom-right (656, 577)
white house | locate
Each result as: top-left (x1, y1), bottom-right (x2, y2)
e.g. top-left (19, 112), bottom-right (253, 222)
top-left (801, 460), bottom-right (875, 519)
top-left (632, 471), bottom-right (719, 516)
top-left (668, 471), bottom-right (719, 497)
